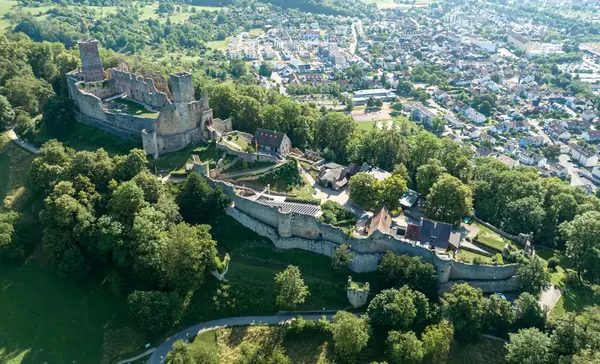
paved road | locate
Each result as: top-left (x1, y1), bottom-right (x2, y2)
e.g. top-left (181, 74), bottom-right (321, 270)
top-left (5, 130), bottom-right (40, 154)
top-left (539, 285), bottom-right (563, 311)
top-left (146, 314), bottom-right (333, 364)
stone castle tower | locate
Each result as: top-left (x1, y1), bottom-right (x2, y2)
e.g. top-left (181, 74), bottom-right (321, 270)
top-left (78, 40), bottom-right (104, 82)
top-left (170, 72), bottom-right (195, 104)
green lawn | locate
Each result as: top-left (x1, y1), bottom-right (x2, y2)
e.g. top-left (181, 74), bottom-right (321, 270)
top-left (456, 249), bottom-right (494, 264)
top-left (229, 135), bottom-right (249, 150)
top-left (31, 123), bottom-right (141, 157)
top-left (536, 248), bottom-right (568, 286)
top-left (0, 0), bottom-right (17, 32)
top-left (107, 98), bottom-right (160, 118)
top-left (237, 172), bottom-right (315, 199)
top-left (248, 28), bottom-right (264, 36)
top-left (473, 223), bottom-right (510, 251)
top-left (356, 121), bottom-right (378, 131)
top-left (206, 36), bottom-right (232, 51)
top-left (153, 142), bottom-right (219, 174)
top-left (0, 260), bottom-right (144, 364)
top-left (535, 248), bottom-right (600, 316)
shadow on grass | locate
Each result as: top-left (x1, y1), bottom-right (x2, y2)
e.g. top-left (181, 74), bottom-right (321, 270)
top-left (0, 259), bottom-right (142, 364)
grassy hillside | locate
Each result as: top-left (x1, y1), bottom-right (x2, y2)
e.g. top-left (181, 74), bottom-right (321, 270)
top-left (189, 324), bottom-right (507, 364)
top-left (0, 133), bottom-right (34, 211)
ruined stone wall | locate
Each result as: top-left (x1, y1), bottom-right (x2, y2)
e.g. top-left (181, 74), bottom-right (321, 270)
top-left (155, 103), bottom-right (212, 136)
top-left (219, 185), bottom-right (515, 283)
top-left (154, 127), bottom-right (205, 155)
top-left (449, 260), bottom-right (517, 281)
top-left (439, 276), bottom-right (520, 294)
top-left (216, 143), bottom-right (281, 164)
top-left (78, 80), bottom-right (117, 100)
top-left (109, 69), bottom-right (171, 109)
top-left (79, 40), bottom-right (104, 82)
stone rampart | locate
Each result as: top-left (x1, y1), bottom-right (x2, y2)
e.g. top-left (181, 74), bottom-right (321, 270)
top-left (439, 276), bottom-right (519, 294)
top-left (216, 142), bottom-right (280, 164)
top-left (110, 69), bottom-right (171, 109)
top-left (210, 178), bottom-right (515, 287)
top-left (449, 260), bottom-right (517, 281)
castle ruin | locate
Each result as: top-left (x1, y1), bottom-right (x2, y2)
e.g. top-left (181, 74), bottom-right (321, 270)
top-left (66, 39), bottom-right (232, 158)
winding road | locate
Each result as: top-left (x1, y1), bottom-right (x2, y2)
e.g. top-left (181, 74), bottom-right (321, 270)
top-left (145, 314), bottom-right (334, 364)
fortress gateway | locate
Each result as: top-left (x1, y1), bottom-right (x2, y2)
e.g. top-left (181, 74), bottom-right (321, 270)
top-left (66, 39), bottom-right (231, 158)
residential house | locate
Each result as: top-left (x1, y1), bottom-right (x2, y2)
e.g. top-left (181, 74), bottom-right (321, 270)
top-left (582, 110), bottom-right (597, 123)
top-left (410, 105), bottom-right (437, 127)
top-left (317, 162), bottom-right (356, 190)
top-left (562, 119), bottom-right (591, 132)
top-left (251, 128), bottom-right (292, 156)
top-left (519, 135), bottom-right (546, 147)
top-left (570, 144), bottom-right (599, 167)
top-left (583, 130), bottom-right (600, 143)
top-left (404, 217), bottom-right (461, 251)
top-left (463, 125), bottom-right (481, 140)
top-left (567, 98), bottom-right (593, 112)
top-left (496, 154), bottom-right (519, 169)
top-left (518, 149), bottom-right (547, 168)
top-left (463, 107), bottom-right (486, 124)
top-left (367, 207), bottom-right (392, 236)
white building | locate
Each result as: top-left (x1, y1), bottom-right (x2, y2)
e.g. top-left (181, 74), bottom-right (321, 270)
top-left (570, 144), bottom-right (599, 167)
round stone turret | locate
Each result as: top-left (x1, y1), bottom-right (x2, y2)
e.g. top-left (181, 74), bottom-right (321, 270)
top-left (277, 206), bottom-right (293, 238)
top-left (347, 276), bottom-right (369, 308)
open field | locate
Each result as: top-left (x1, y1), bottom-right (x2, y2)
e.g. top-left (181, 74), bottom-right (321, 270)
top-left (206, 36), bottom-right (233, 51)
top-left (189, 324), bottom-right (507, 364)
top-left (0, 2), bottom-right (222, 33)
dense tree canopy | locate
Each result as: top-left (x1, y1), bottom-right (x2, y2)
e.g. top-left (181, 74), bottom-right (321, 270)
top-left (425, 174), bottom-right (473, 225)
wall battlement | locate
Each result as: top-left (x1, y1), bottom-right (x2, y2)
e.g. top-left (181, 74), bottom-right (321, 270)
top-left (67, 48), bottom-right (216, 159)
top-left (209, 177), bottom-right (518, 292)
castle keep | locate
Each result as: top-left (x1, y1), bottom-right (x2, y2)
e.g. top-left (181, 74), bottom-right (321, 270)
top-left (66, 39), bottom-right (231, 158)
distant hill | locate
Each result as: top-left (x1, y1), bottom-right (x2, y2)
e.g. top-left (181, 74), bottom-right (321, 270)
top-left (191, 0), bottom-right (375, 16)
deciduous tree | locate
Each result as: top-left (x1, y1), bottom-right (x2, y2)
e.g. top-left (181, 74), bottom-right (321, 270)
top-left (332, 244), bottom-right (352, 270)
top-left (425, 174), bottom-right (473, 225)
top-left (274, 265), bottom-right (309, 309)
top-left (331, 311), bottom-right (370, 362)
top-left (422, 320), bottom-right (454, 363)
top-left (386, 330), bottom-right (423, 364)
top-left (367, 287), bottom-right (428, 333)
top-left (441, 283), bottom-right (485, 340)
top-left (517, 256), bottom-right (551, 296)
top-left (513, 292), bottom-right (547, 330)
top-left (560, 211), bottom-right (600, 283)
top-left (505, 328), bottom-right (554, 364)
top-left (416, 159), bottom-right (446, 195)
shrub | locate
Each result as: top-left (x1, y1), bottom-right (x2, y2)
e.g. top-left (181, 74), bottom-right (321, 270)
top-left (318, 201), bottom-right (357, 226)
top-left (286, 315), bottom-right (331, 339)
top-left (492, 253), bottom-right (504, 265)
top-left (286, 196), bottom-right (321, 205)
top-left (547, 257), bottom-right (560, 270)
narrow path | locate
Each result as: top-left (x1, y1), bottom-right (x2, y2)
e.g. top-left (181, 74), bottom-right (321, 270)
top-left (219, 161), bottom-right (283, 179)
top-left (114, 348), bottom-right (154, 364)
top-left (5, 130), bottom-right (40, 154)
top-left (144, 314), bottom-right (334, 364)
